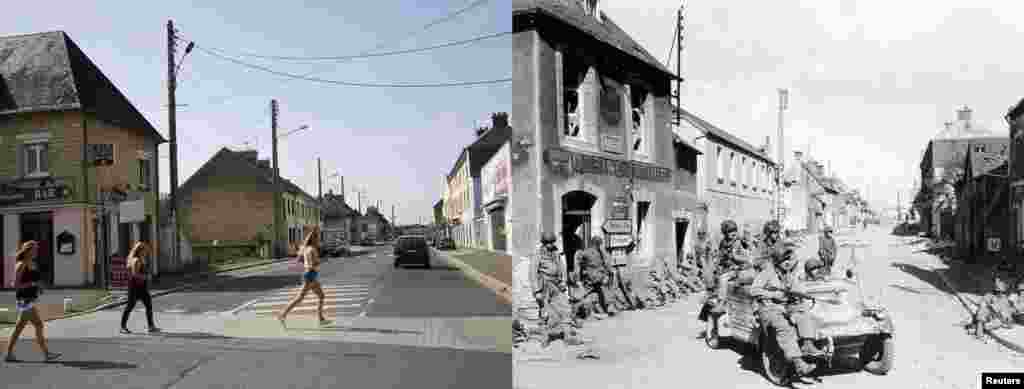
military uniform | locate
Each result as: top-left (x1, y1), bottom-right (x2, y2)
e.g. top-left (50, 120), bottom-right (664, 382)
top-left (715, 237), bottom-right (755, 302)
top-left (577, 245), bottom-right (617, 316)
top-left (750, 245), bottom-right (817, 375)
top-left (818, 230), bottom-right (837, 271)
top-left (530, 243), bottom-right (573, 340)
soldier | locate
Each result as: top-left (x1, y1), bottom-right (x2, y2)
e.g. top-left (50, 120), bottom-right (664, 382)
top-left (750, 243), bottom-right (818, 376)
top-left (803, 258), bottom-right (828, 282)
top-left (677, 253), bottom-right (705, 293)
top-left (529, 232), bottom-right (582, 346)
top-left (757, 221), bottom-right (784, 271)
top-left (692, 229), bottom-right (714, 288)
top-left (971, 271), bottom-right (1017, 337)
top-left (790, 257), bottom-right (826, 355)
top-left (577, 236), bottom-right (617, 318)
top-left (713, 220), bottom-right (755, 307)
top-left (818, 225), bottom-right (838, 272)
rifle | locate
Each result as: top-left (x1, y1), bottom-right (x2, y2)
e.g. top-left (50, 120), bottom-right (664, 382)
top-left (764, 285), bottom-right (842, 305)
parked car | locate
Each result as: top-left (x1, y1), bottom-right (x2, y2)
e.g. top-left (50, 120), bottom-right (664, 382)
top-left (394, 235), bottom-right (431, 268)
top-left (699, 273), bottom-right (894, 386)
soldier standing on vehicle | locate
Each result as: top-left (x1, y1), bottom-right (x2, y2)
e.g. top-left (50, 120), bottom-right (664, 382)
top-left (750, 243), bottom-right (818, 376)
top-left (818, 225), bottom-right (838, 272)
top-left (530, 232), bottom-right (582, 346)
top-left (757, 221), bottom-right (784, 271)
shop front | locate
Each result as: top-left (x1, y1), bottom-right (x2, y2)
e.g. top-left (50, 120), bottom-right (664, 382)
top-left (1, 178), bottom-right (84, 288)
top-left (542, 148), bottom-right (674, 274)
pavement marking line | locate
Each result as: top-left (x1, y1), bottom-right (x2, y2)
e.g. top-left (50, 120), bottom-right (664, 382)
top-left (251, 303), bottom-right (363, 314)
top-left (250, 297), bottom-right (366, 307)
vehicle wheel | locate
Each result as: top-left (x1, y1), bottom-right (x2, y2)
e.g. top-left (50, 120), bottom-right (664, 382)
top-left (705, 315), bottom-right (721, 349)
top-left (760, 331), bottom-right (792, 387)
top-left (424, 259), bottom-right (432, 269)
top-left (861, 334), bottom-right (894, 375)
top-left (393, 261), bottom-right (400, 268)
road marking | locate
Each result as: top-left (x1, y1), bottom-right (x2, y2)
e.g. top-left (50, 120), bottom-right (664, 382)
top-left (250, 297), bottom-right (366, 307)
top-left (251, 303), bottom-right (363, 315)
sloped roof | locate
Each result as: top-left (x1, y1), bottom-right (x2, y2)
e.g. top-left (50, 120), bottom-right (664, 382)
top-left (672, 132), bottom-right (702, 154)
top-left (178, 147), bottom-right (317, 203)
top-left (0, 31), bottom-right (165, 143)
top-left (513, 0), bottom-right (678, 80)
top-left (674, 104), bottom-right (774, 164)
top-left (468, 123), bottom-right (513, 176)
top-left (802, 160), bottom-right (839, 194)
top-left (321, 193), bottom-right (358, 219)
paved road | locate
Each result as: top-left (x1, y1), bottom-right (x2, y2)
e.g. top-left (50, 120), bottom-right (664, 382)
top-left (515, 226), bottom-right (1024, 389)
top-left (2, 244), bottom-right (512, 389)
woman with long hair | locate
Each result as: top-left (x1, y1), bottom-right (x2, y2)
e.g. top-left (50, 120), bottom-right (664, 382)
top-left (120, 241), bottom-right (159, 334)
top-left (276, 226), bottom-right (330, 328)
top-left (5, 241), bottom-right (61, 362)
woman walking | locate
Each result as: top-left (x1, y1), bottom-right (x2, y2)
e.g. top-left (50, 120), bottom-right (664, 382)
top-left (276, 226), bottom-right (330, 328)
top-left (5, 241), bottom-right (61, 362)
top-left (120, 242), bottom-right (159, 334)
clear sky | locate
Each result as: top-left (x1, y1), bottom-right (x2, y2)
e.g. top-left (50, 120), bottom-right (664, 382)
top-left (603, 0), bottom-right (1024, 211)
top-left (4, 0), bottom-right (510, 225)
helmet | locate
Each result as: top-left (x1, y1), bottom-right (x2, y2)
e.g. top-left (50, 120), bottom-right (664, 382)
top-left (823, 225), bottom-right (834, 232)
top-left (721, 220), bottom-right (738, 234)
top-left (540, 232), bottom-right (557, 244)
top-left (763, 220), bottom-right (781, 235)
top-left (804, 258), bottom-right (824, 272)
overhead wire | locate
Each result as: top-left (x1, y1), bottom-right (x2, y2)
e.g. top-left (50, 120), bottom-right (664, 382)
top-left (193, 31), bottom-right (511, 62)
top-left (193, 45), bottom-right (511, 88)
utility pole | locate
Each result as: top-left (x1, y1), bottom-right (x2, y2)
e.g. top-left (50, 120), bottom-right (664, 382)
top-left (674, 5), bottom-right (684, 127)
top-left (776, 88), bottom-right (788, 225)
top-left (271, 100), bottom-right (281, 257)
top-left (167, 20), bottom-right (181, 268)
top-left (392, 204), bottom-right (395, 228)
top-left (317, 157), bottom-right (323, 225)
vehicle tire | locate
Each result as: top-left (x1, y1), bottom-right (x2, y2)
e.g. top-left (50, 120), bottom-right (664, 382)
top-left (861, 334), bottom-right (894, 375)
top-left (759, 330), bottom-right (792, 387)
top-left (393, 261), bottom-right (400, 268)
top-left (424, 258), bottom-right (432, 269)
top-left (705, 315), bottom-right (721, 349)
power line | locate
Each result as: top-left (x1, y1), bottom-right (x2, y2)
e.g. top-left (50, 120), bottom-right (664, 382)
top-left (378, 0), bottom-right (492, 51)
top-left (193, 31), bottom-right (511, 62)
top-left (194, 45), bottom-right (511, 88)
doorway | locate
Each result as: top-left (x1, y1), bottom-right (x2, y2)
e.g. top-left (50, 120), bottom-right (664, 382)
top-left (490, 207), bottom-right (507, 251)
top-left (20, 212), bottom-right (54, 285)
top-left (675, 218), bottom-right (689, 263)
top-left (562, 190), bottom-right (597, 275)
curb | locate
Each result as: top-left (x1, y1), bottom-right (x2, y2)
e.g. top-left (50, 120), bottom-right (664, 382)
top-left (432, 248), bottom-right (513, 306)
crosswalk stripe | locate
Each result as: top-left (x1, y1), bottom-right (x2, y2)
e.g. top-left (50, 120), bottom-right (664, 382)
top-left (284, 285), bottom-right (371, 292)
top-left (251, 303), bottom-right (363, 315)
top-left (271, 290), bottom-right (369, 298)
top-left (250, 297), bottom-right (366, 308)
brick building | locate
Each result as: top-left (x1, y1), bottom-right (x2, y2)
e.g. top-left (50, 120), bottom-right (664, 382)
top-left (321, 190), bottom-right (358, 246)
top-left (512, 0), bottom-right (679, 274)
top-left (443, 113), bottom-right (513, 249)
top-left (0, 31), bottom-right (165, 287)
top-left (175, 147), bottom-right (320, 255)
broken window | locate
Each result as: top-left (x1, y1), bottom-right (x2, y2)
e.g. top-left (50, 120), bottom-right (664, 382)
top-left (636, 201), bottom-right (651, 252)
top-left (562, 53), bottom-right (588, 139)
top-left (631, 84), bottom-right (649, 153)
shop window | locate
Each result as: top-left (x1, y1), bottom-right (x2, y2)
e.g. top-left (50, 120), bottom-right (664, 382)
top-left (23, 142), bottom-right (50, 178)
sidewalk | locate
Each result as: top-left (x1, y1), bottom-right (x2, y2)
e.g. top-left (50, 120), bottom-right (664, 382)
top-left (431, 248), bottom-right (513, 306)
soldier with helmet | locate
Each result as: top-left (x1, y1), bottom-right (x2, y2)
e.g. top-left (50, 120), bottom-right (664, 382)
top-left (758, 220), bottom-right (784, 271)
top-left (750, 242), bottom-right (818, 376)
top-left (818, 225), bottom-right (838, 273)
top-left (711, 219), bottom-right (755, 309)
top-left (529, 231), bottom-right (582, 346)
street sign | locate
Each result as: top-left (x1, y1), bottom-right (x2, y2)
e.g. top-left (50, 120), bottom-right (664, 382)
top-left (602, 219), bottom-right (631, 234)
top-left (988, 238), bottom-right (1001, 252)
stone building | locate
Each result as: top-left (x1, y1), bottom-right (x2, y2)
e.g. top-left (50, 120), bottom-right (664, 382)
top-left (175, 147), bottom-right (320, 255)
top-left (0, 31), bottom-right (165, 287)
top-left (955, 140), bottom-right (1009, 260)
top-left (444, 113), bottom-right (513, 249)
top-left (675, 107), bottom-right (777, 243)
top-left (321, 190), bottom-right (358, 246)
top-left (1008, 98), bottom-right (1024, 256)
top-left (512, 0), bottom-right (679, 275)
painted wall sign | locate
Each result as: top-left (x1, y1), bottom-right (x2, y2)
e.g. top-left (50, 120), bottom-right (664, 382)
top-left (0, 185), bottom-right (71, 206)
top-left (602, 219), bottom-right (632, 234)
top-left (545, 148), bottom-right (671, 183)
top-left (602, 134), bottom-right (623, 154)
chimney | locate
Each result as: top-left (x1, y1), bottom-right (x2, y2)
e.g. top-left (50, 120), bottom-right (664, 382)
top-left (957, 106), bottom-right (972, 122)
top-left (794, 150), bottom-right (804, 163)
top-left (491, 112), bottom-right (509, 129)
